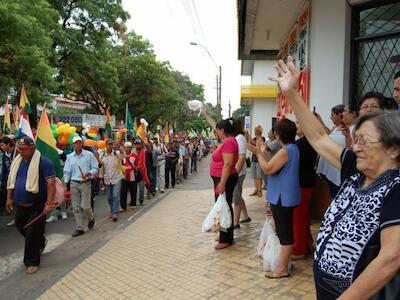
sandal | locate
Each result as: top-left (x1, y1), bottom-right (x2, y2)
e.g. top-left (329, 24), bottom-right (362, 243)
top-left (264, 271), bottom-right (290, 279)
top-left (215, 242), bottom-right (231, 250)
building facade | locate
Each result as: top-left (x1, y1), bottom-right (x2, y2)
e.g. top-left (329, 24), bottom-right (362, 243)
top-left (238, 0), bottom-right (400, 131)
top-left (238, 0), bottom-right (400, 218)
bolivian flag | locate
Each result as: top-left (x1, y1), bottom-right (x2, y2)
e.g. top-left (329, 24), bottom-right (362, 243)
top-left (19, 85), bottom-right (31, 115)
top-left (36, 110), bottom-right (63, 179)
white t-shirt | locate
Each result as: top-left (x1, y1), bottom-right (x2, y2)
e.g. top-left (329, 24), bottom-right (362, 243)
top-left (235, 134), bottom-right (247, 176)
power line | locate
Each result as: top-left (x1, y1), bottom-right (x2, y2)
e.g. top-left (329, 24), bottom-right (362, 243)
top-left (189, 0), bottom-right (208, 48)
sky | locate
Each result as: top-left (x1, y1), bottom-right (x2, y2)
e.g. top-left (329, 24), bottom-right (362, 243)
top-left (122, 0), bottom-right (249, 118)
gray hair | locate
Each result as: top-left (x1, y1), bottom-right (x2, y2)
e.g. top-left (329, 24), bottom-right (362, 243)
top-left (354, 111), bottom-right (400, 162)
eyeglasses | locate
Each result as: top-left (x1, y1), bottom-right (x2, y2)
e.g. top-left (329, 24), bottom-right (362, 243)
top-left (353, 136), bottom-right (382, 148)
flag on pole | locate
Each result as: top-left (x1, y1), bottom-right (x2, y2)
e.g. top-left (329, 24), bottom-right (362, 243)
top-left (126, 103), bottom-right (134, 138)
top-left (12, 106), bottom-right (19, 133)
top-left (35, 110), bottom-right (63, 179)
top-left (132, 116), bottom-right (138, 139)
top-left (19, 85), bottom-right (31, 115)
top-left (16, 110), bottom-right (34, 139)
top-left (136, 118), bottom-right (148, 142)
top-left (164, 124), bottom-right (170, 144)
top-left (105, 109), bottom-right (113, 137)
top-left (3, 97), bottom-right (11, 134)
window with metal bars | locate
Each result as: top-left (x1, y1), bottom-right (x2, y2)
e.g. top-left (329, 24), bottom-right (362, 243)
top-left (351, 0), bottom-right (400, 105)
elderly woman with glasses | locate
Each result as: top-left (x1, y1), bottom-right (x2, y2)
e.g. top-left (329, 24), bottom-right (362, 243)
top-left (270, 56), bottom-right (400, 300)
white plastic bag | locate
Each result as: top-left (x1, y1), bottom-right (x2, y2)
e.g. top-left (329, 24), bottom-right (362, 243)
top-left (257, 218), bottom-right (275, 256)
top-left (188, 100), bottom-right (204, 117)
top-left (259, 219), bottom-right (281, 272)
top-left (202, 193), bottom-right (232, 232)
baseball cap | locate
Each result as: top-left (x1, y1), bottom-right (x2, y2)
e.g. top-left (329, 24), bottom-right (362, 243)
top-left (16, 136), bottom-right (35, 149)
top-left (124, 142), bottom-right (132, 147)
top-left (72, 135), bottom-right (83, 143)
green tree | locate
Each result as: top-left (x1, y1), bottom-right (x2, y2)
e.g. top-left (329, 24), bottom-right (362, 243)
top-left (232, 106), bottom-right (250, 124)
top-left (0, 0), bottom-right (58, 105)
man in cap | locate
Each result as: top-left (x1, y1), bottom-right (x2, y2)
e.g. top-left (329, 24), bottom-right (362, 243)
top-left (6, 136), bottom-right (56, 274)
top-left (120, 141), bottom-right (137, 211)
top-left (100, 139), bottom-right (124, 221)
top-left (64, 135), bottom-right (98, 237)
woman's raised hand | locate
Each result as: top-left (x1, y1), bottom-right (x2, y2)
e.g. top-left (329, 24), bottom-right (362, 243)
top-left (269, 56), bottom-right (299, 95)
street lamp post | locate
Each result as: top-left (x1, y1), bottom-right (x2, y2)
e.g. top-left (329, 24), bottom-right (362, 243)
top-left (190, 42), bottom-right (222, 119)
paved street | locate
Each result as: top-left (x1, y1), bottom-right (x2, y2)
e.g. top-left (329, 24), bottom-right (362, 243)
top-left (32, 158), bottom-right (317, 300)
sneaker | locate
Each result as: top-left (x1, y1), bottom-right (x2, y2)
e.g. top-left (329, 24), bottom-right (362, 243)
top-left (161, 189), bottom-right (164, 193)
top-left (46, 215), bottom-right (58, 223)
top-left (112, 215), bottom-right (118, 222)
top-left (61, 212), bottom-right (68, 220)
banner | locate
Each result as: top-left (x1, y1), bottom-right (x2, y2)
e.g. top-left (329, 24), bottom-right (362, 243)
top-left (277, 1), bottom-right (310, 118)
top-left (53, 114), bottom-right (116, 128)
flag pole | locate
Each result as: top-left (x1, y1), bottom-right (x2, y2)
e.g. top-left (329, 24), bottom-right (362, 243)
top-left (125, 102), bottom-right (128, 142)
top-left (35, 103), bottom-right (47, 143)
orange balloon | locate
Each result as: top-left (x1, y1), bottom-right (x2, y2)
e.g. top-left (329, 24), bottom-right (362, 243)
top-left (57, 122), bottom-right (64, 127)
top-left (96, 140), bottom-right (106, 149)
top-left (60, 136), bottom-right (69, 145)
top-left (84, 139), bottom-right (96, 147)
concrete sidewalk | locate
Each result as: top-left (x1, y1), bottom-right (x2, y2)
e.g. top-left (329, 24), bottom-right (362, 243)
top-left (38, 160), bottom-right (317, 300)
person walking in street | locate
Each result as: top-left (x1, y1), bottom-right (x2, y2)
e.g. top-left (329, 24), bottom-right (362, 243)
top-left (191, 139), bottom-right (199, 173)
top-left (151, 137), bottom-right (159, 194)
top-left (183, 140), bottom-right (190, 179)
top-left (248, 118), bottom-right (301, 279)
top-left (101, 140), bottom-right (124, 221)
top-left (133, 139), bottom-right (147, 206)
top-left (165, 141), bottom-right (179, 189)
top-left (6, 136), bottom-right (56, 274)
top-left (156, 139), bottom-right (167, 193)
top-left (120, 142), bottom-right (137, 211)
top-left (64, 135), bottom-right (98, 237)
top-left (0, 136), bottom-right (14, 215)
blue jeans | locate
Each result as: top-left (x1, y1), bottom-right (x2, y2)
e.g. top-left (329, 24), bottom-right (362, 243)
top-left (106, 180), bottom-right (122, 215)
top-left (151, 167), bottom-right (157, 192)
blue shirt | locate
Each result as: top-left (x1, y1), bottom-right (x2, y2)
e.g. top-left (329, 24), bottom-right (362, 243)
top-left (64, 149), bottom-right (99, 183)
top-left (14, 156), bottom-right (56, 205)
top-left (267, 143), bottom-right (301, 207)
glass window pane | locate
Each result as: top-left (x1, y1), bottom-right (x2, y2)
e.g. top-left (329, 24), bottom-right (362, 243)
top-left (358, 2), bottom-right (400, 37)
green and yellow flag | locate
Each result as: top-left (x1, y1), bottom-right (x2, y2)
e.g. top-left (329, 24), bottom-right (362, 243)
top-left (19, 85), bottom-right (31, 115)
top-left (105, 109), bottom-right (113, 137)
top-left (36, 110), bottom-right (63, 179)
top-left (3, 97), bottom-right (11, 134)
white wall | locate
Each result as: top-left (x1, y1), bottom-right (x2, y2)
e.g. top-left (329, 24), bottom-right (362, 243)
top-left (252, 61), bottom-right (277, 84)
top-left (309, 0), bottom-right (351, 127)
top-left (249, 100), bottom-right (276, 137)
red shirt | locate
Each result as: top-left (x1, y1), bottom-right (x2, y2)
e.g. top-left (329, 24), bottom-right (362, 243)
top-left (123, 153), bottom-right (136, 182)
top-left (210, 137), bottom-right (238, 177)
